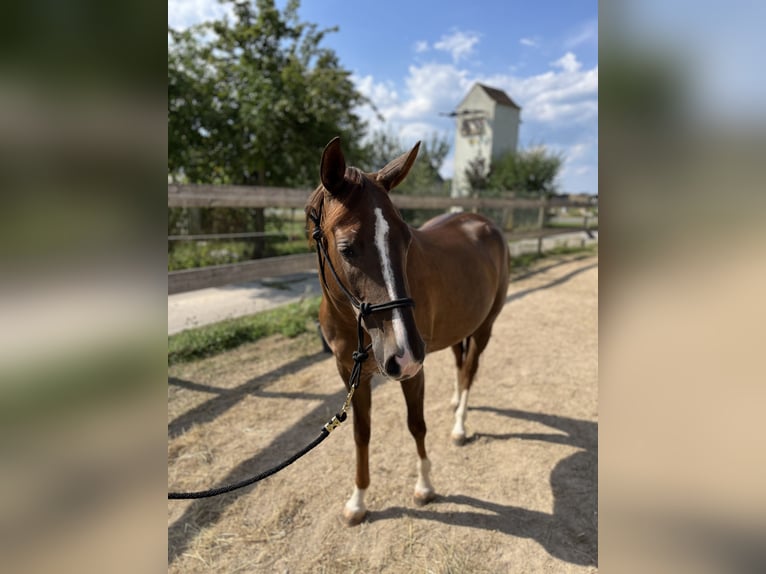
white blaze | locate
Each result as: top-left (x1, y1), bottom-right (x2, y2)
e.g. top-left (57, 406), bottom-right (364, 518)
top-left (373, 207), bottom-right (413, 365)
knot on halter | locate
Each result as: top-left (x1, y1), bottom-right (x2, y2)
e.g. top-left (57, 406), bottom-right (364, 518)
top-left (352, 349), bottom-right (369, 363)
top-left (358, 302), bottom-right (372, 317)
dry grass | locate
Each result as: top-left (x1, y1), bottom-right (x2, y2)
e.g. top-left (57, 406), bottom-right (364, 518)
top-left (168, 253), bottom-right (598, 573)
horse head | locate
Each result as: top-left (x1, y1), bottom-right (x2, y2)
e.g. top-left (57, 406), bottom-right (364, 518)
top-left (309, 137), bottom-right (426, 381)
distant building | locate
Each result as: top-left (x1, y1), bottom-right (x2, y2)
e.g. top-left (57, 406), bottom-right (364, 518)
top-left (451, 83), bottom-right (521, 198)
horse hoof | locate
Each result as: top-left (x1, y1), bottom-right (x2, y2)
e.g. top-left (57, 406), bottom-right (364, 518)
top-left (342, 508), bottom-right (367, 526)
top-left (451, 433), bottom-right (467, 446)
top-left (413, 489), bottom-right (436, 506)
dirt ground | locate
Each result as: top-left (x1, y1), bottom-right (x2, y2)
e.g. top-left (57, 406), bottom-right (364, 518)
top-left (168, 253), bottom-right (598, 573)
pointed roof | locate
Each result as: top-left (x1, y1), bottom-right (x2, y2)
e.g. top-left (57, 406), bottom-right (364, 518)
top-left (476, 83), bottom-right (521, 109)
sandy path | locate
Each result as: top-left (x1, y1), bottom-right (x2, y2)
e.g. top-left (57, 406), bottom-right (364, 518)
top-left (168, 253), bottom-right (598, 572)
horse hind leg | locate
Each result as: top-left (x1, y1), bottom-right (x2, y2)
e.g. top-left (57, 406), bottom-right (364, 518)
top-left (451, 328), bottom-right (492, 446)
top-left (450, 340), bottom-right (468, 409)
top-left (400, 369), bottom-right (436, 506)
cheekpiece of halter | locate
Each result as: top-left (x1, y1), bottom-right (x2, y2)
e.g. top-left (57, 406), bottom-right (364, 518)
top-left (308, 208), bottom-right (323, 242)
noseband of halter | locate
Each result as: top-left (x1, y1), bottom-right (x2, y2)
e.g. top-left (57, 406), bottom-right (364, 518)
top-left (308, 200), bottom-right (415, 400)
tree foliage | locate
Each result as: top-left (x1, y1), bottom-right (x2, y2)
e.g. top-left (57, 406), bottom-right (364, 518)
top-left (168, 0), bottom-right (369, 187)
top-left (463, 147), bottom-right (563, 230)
top-left (361, 130), bottom-right (451, 196)
top-left (480, 147), bottom-right (564, 197)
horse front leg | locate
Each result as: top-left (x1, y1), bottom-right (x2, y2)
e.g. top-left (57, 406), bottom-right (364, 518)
top-left (401, 369), bottom-right (436, 506)
top-left (343, 372), bottom-right (372, 526)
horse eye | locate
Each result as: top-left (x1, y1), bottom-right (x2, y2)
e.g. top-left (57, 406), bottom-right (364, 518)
top-left (339, 244), bottom-right (356, 259)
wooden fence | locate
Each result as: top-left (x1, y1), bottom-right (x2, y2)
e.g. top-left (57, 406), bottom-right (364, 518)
top-left (168, 184), bottom-right (596, 294)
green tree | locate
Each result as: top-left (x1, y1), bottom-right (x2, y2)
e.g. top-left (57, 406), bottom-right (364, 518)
top-left (464, 156), bottom-right (489, 197)
top-left (169, 0), bottom-right (369, 186)
top-left (464, 147), bottom-right (563, 230)
top-left (484, 147), bottom-right (563, 197)
top-left (361, 130), bottom-right (450, 196)
top-left (358, 130), bottom-right (451, 226)
top-left (168, 0), bottom-right (370, 255)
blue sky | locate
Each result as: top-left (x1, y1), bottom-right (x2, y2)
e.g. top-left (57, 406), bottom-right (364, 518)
top-left (169, 0), bottom-right (598, 194)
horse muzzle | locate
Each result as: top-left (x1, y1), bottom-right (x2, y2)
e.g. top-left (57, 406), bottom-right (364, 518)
top-left (382, 350), bottom-right (423, 381)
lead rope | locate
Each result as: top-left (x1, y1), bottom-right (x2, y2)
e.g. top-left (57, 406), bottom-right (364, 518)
top-left (168, 203), bottom-right (414, 500)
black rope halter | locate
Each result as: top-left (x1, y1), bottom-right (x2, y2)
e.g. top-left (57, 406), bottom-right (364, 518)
top-left (167, 199), bottom-right (414, 500)
top-left (307, 200), bottom-right (415, 395)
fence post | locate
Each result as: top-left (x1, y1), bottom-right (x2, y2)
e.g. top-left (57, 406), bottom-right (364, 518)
top-left (536, 192), bottom-right (546, 255)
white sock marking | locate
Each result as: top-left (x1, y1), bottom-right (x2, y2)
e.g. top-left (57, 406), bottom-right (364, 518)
top-left (451, 376), bottom-right (460, 408)
top-left (416, 458), bottom-right (434, 496)
top-left (452, 389), bottom-right (469, 438)
top-left (344, 487), bottom-right (367, 515)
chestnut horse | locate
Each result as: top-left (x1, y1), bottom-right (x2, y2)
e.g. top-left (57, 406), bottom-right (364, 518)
top-left (306, 137), bottom-right (509, 525)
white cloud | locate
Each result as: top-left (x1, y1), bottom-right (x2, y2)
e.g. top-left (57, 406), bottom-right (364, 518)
top-left (358, 50), bottom-right (597, 133)
top-left (414, 40), bottom-right (430, 53)
top-left (398, 63), bottom-right (471, 119)
top-left (550, 136), bottom-right (598, 193)
top-left (168, 0), bottom-right (232, 29)
top-left (565, 19), bottom-right (598, 48)
top-left (520, 37), bottom-right (539, 48)
top-left (552, 52), bottom-right (582, 73)
top-left (356, 40), bottom-right (597, 192)
top-left (434, 30), bottom-right (481, 63)
top-left (398, 121), bottom-right (441, 143)
top-left (354, 75), bottom-right (400, 109)
top-left (485, 52), bottom-right (598, 124)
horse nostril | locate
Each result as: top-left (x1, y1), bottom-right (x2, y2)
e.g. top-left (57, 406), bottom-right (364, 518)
top-left (384, 355), bottom-right (400, 377)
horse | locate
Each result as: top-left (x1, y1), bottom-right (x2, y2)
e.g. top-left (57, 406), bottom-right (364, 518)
top-left (306, 137), bottom-right (510, 525)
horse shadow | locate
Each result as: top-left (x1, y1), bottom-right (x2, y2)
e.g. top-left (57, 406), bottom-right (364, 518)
top-left (368, 407), bottom-right (598, 567)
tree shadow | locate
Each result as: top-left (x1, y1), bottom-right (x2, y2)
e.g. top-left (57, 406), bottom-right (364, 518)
top-left (511, 253), bottom-right (592, 282)
top-left (506, 261), bottom-right (597, 304)
top-left (368, 407), bottom-right (598, 567)
top-left (168, 350), bottom-right (328, 439)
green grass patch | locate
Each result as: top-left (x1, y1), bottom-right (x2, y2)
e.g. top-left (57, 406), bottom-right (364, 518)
top-left (167, 243), bottom-right (597, 365)
top-left (168, 238), bottom-right (312, 271)
top-left (168, 296), bottom-right (322, 365)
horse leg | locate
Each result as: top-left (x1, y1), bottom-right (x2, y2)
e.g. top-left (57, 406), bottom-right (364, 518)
top-left (342, 372), bottom-right (372, 526)
top-left (450, 341), bottom-right (466, 409)
top-left (451, 326), bottom-right (493, 446)
top-left (400, 369), bottom-right (436, 506)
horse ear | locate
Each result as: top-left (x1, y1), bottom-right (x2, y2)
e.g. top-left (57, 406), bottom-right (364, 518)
top-left (320, 136), bottom-right (346, 195)
top-left (376, 141), bottom-right (421, 191)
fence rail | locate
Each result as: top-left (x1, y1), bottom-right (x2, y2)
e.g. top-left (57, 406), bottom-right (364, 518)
top-left (168, 184), bottom-right (597, 294)
top-left (168, 183), bottom-right (593, 210)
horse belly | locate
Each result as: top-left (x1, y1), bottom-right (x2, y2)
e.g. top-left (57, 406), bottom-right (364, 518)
top-left (415, 258), bottom-right (500, 352)
top-left (414, 215), bottom-right (508, 352)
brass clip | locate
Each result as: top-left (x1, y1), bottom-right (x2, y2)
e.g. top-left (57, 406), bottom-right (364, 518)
top-left (324, 415), bottom-right (343, 433)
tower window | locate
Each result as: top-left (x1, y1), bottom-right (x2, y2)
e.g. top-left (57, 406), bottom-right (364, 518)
top-left (460, 118), bottom-right (485, 136)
